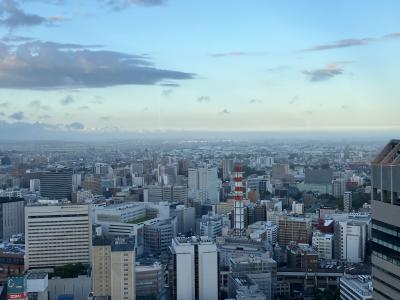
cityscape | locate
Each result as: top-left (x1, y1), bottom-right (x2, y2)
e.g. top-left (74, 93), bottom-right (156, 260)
top-left (0, 0), bottom-right (400, 300)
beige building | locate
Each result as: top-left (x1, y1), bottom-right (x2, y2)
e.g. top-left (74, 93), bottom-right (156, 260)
top-left (92, 237), bottom-right (112, 297)
top-left (25, 204), bottom-right (91, 270)
top-left (278, 216), bottom-right (311, 246)
top-left (92, 237), bottom-right (136, 300)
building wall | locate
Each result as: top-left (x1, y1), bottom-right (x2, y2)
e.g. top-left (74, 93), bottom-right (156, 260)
top-left (25, 205), bottom-right (91, 270)
top-left (111, 247), bottom-right (136, 300)
top-left (92, 244), bottom-right (111, 297)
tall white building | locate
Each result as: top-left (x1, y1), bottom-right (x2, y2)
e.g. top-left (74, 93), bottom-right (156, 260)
top-left (335, 220), bottom-right (367, 263)
top-left (291, 201), bottom-right (304, 215)
top-left (25, 204), bottom-right (91, 270)
top-left (29, 179), bottom-right (40, 192)
top-left (312, 231), bottom-right (333, 260)
top-left (188, 166), bottom-right (219, 204)
top-left (170, 236), bottom-right (218, 300)
top-left (344, 191), bottom-right (353, 213)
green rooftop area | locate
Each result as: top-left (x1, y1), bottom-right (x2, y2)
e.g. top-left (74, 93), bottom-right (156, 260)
top-left (50, 263), bottom-right (89, 279)
top-left (127, 214), bottom-right (154, 224)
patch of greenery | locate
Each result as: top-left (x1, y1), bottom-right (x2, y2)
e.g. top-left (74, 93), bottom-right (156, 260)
top-left (127, 214), bottom-right (153, 224)
top-left (50, 263), bottom-right (88, 278)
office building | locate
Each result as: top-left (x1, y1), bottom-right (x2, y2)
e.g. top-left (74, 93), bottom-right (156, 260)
top-left (92, 236), bottom-right (136, 300)
top-left (92, 236), bottom-right (112, 297)
top-left (111, 238), bottom-right (136, 300)
top-left (312, 231), bottom-right (333, 260)
top-left (0, 197), bottom-right (24, 241)
top-left (222, 159), bottom-right (234, 180)
top-left (136, 261), bottom-right (165, 300)
top-left (286, 243), bottom-right (319, 271)
top-left (305, 167), bottom-right (333, 185)
top-left (143, 218), bottom-right (175, 255)
top-left (39, 168), bottom-right (72, 200)
top-left (344, 191), bottom-right (353, 212)
top-left (199, 214), bottom-right (223, 238)
top-left (30, 179), bottom-right (40, 193)
top-left (278, 216), bottom-right (311, 246)
top-left (171, 205), bottom-right (195, 235)
top-left (332, 179), bottom-right (346, 198)
top-left (188, 166), bottom-right (219, 204)
top-left (334, 220), bottom-right (367, 263)
top-left (371, 140), bottom-right (400, 299)
top-left (25, 204), bottom-right (91, 269)
top-left (340, 275), bottom-right (373, 300)
top-left (169, 236), bottom-right (218, 300)
top-left (291, 201), bottom-right (304, 215)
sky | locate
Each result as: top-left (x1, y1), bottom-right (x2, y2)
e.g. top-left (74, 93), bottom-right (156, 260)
top-left (0, 0), bottom-right (399, 139)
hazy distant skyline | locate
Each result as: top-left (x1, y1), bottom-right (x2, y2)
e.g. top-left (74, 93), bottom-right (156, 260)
top-left (0, 0), bottom-right (400, 137)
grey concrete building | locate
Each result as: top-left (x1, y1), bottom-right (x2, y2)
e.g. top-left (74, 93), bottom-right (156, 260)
top-left (371, 139), bottom-right (400, 299)
top-left (0, 197), bottom-right (24, 241)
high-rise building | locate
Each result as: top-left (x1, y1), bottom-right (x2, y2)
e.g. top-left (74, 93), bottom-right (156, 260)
top-left (332, 179), bottom-right (346, 198)
top-left (29, 179), bottom-right (40, 192)
top-left (111, 238), bottom-right (136, 300)
top-left (222, 159), bottom-right (234, 180)
top-left (312, 231), bottom-right (333, 260)
top-left (171, 205), bottom-right (195, 235)
top-left (334, 220), bottom-right (367, 263)
top-left (304, 168), bottom-right (333, 184)
top-left (25, 204), bottom-right (91, 270)
top-left (344, 191), bottom-right (353, 213)
top-left (233, 165), bottom-right (245, 235)
top-left (199, 215), bottom-right (223, 238)
top-left (371, 140), bottom-right (400, 299)
top-left (278, 216), bottom-right (311, 246)
top-left (169, 236), bottom-right (218, 300)
top-left (92, 236), bottom-right (112, 297)
top-left (188, 166), bottom-right (219, 204)
top-left (92, 236), bottom-right (136, 300)
top-left (136, 261), bottom-right (165, 299)
top-left (0, 197), bottom-right (24, 241)
top-left (143, 218), bottom-right (175, 255)
top-left (39, 168), bottom-right (73, 200)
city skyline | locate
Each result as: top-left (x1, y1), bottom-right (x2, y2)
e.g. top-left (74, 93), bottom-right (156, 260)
top-left (0, 0), bottom-right (400, 138)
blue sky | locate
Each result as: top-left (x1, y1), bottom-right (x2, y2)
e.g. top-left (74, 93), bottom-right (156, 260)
top-left (0, 0), bottom-right (399, 137)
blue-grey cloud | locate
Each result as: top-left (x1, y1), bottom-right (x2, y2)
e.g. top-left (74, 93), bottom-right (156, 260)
top-left (60, 95), bottom-right (75, 105)
top-left (78, 105), bottom-right (89, 110)
top-left (66, 122), bottom-right (84, 130)
top-left (9, 111), bottom-right (24, 120)
top-left (197, 96), bottom-right (210, 103)
top-left (305, 32), bottom-right (400, 52)
top-left (29, 100), bottom-right (51, 110)
top-left (209, 51), bottom-right (264, 58)
top-left (303, 64), bottom-right (344, 82)
top-left (1, 35), bottom-right (34, 42)
top-left (160, 83), bottom-right (180, 87)
top-left (0, 102), bottom-right (10, 108)
top-left (219, 109), bottom-right (229, 114)
top-left (305, 38), bottom-right (372, 51)
top-left (249, 99), bottom-right (262, 104)
top-left (0, 40), bottom-right (194, 89)
top-left (161, 89), bottom-right (173, 97)
top-left (289, 96), bottom-right (299, 105)
top-left (0, 0), bottom-right (47, 30)
top-left (99, 0), bottom-right (167, 10)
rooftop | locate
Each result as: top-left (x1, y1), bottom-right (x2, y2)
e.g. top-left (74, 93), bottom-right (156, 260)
top-left (372, 139), bottom-right (400, 165)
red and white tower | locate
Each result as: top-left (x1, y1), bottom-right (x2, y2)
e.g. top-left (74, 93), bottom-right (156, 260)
top-left (233, 164), bottom-right (245, 234)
